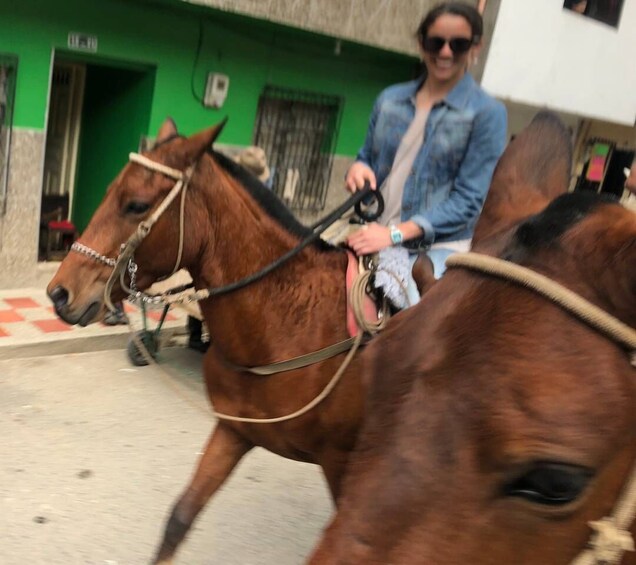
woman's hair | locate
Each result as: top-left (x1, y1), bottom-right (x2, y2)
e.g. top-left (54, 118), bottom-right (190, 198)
top-left (417, 2), bottom-right (483, 46)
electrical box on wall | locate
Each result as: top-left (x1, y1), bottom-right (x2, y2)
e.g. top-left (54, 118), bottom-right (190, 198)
top-left (204, 73), bottom-right (229, 108)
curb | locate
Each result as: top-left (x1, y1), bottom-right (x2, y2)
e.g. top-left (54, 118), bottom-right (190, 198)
top-left (0, 325), bottom-right (188, 361)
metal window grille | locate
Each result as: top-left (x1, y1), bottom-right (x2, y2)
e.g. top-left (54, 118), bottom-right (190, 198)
top-left (253, 86), bottom-right (343, 212)
top-left (0, 55), bottom-right (18, 216)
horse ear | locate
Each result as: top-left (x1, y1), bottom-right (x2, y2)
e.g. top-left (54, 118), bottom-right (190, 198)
top-left (156, 118), bottom-right (178, 143)
top-left (182, 118), bottom-right (228, 163)
top-left (472, 111), bottom-right (572, 247)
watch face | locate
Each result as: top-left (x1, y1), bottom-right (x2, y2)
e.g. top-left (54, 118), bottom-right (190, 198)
top-left (390, 226), bottom-right (403, 245)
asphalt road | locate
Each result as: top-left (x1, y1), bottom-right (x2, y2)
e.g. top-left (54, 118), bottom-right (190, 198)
top-left (1, 347), bottom-right (332, 565)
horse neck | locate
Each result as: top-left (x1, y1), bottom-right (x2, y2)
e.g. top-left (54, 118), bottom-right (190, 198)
top-left (185, 167), bottom-right (349, 361)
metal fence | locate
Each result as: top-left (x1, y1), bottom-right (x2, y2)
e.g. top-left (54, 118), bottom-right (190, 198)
top-left (253, 86), bottom-right (343, 212)
top-left (0, 55), bottom-right (17, 217)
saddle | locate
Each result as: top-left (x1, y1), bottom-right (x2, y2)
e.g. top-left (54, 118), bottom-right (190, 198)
top-left (345, 251), bottom-right (381, 337)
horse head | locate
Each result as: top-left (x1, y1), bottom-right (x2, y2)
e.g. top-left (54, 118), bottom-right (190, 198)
top-left (310, 112), bottom-right (636, 564)
top-left (47, 118), bottom-right (225, 325)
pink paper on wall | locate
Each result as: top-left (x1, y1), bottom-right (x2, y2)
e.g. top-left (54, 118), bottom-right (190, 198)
top-left (586, 143), bottom-right (610, 182)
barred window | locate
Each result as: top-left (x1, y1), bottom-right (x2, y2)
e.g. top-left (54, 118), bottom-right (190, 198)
top-left (253, 86), bottom-right (343, 212)
top-left (0, 54), bottom-right (18, 216)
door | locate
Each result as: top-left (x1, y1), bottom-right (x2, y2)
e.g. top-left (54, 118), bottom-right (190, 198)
top-left (43, 63), bottom-right (85, 204)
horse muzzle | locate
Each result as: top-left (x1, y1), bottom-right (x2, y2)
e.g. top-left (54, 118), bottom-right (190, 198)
top-left (48, 285), bottom-right (103, 327)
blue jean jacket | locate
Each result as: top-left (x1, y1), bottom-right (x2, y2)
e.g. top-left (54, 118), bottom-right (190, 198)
top-left (357, 72), bottom-right (507, 248)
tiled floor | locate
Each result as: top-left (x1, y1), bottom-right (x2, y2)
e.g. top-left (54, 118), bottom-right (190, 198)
top-left (0, 286), bottom-right (187, 349)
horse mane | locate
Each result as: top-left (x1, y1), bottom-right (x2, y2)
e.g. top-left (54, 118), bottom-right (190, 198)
top-left (209, 149), bottom-right (335, 251)
top-left (512, 191), bottom-right (619, 250)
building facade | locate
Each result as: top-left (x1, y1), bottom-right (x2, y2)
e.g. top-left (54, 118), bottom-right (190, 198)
top-left (0, 0), bottom-right (423, 288)
top-left (0, 0), bottom-right (634, 290)
top-left (484, 0), bottom-right (636, 193)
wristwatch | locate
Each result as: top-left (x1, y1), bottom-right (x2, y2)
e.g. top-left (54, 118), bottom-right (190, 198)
top-left (389, 225), bottom-right (404, 246)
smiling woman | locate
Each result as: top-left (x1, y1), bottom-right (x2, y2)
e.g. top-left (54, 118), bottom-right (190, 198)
top-left (344, 1), bottom-right (507, 291)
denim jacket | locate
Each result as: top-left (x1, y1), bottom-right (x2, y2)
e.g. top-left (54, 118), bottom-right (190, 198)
top-left (357, 72), bottom-right (507, 248)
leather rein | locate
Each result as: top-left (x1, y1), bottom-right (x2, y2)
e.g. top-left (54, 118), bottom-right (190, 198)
top-left (72, 152), bottom-right (380, 310)
top-left (70, 152), bottom-right (383, 379)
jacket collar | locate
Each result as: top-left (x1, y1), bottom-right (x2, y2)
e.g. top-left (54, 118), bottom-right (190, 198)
top-left (405, 72), bottom-right (475, 110)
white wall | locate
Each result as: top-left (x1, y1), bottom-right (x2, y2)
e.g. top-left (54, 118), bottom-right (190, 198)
top-left (482, 0), bottom-right (636, 126)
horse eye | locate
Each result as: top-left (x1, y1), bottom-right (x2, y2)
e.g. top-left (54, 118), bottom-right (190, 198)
top-left (503, 463), bottom-right (593, 506)
top-left (124, 201), bottom-right (151, 215)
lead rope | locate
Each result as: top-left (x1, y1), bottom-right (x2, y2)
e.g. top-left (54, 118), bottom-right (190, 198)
top-left (127, 259), bottom-right (383, 424)
top-left (191, 257), bottom-right (386, 424)
top-left (446, 252), bottom-right (636, 565)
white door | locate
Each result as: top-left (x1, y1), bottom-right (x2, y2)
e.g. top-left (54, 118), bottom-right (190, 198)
top-left (43, 62), bottom-right (85, 215)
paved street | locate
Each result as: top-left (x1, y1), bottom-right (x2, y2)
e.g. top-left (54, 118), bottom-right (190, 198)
top-left (1, 347), bottom-right (332, 565)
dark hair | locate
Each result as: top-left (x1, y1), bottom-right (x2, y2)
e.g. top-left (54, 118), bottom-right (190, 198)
top-left (417, 2), bottom-right (483, 46)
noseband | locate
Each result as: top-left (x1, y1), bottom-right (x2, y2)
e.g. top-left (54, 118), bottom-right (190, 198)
top-left (447, 252), bottom-right (636, 565)
top-left (71, 152), bottom-right (194, 312)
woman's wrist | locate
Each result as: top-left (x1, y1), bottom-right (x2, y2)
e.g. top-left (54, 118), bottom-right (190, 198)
top-left (389, 225), bottom-right (404, 245)
top-left (395, 221), bottom-right (424, 243)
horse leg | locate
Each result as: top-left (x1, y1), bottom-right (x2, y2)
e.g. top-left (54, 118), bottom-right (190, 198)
top-left (153, 423), bottom-right (252, 564)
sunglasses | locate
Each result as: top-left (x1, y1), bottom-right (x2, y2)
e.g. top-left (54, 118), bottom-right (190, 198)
top-left (422, 36), bottom-right (474, 55)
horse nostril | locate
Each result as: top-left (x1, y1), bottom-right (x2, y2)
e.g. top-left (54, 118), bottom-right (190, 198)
top-left (48, 285), bottom-right (69, 310)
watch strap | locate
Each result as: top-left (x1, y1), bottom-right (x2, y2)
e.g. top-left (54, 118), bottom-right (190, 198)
top-left (389, 225), bottom-right (404, 245)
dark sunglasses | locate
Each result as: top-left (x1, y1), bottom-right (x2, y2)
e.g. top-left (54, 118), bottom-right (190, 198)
top-left (422, 36), bottom-right (474, 55)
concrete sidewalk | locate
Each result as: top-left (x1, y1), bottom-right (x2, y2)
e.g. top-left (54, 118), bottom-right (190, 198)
top-left (0, 262), bottom-right (189, 360)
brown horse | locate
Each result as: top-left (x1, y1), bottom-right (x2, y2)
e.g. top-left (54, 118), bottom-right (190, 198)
top-left (308, 112), bottom-right (636, 564)
top-left (47, 118), bottom-right (437, 563)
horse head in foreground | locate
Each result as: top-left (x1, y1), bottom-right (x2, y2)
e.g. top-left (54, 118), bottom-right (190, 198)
top-left (309, 112), bottom-right (636, 564)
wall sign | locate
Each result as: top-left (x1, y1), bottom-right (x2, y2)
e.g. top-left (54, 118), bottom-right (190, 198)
top-left (68, 33), bottom-right (98, 52)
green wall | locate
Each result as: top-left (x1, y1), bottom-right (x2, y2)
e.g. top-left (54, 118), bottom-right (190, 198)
top-left (0, 0), bottom-right (417, 154)
top-left (72, 63), bottom-right (155, 232)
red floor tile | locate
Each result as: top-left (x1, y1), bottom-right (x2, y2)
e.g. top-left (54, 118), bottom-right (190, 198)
top-left (32, 319), bottom-right (73, 333)
top-left (0, 310), bottom-right (25, 323)
top-left (4, 297), bottom-right (41, 309)
top-left (0, 326), bottom-right (9, 337)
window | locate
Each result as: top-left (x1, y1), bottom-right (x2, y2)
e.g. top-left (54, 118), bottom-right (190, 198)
top-left (253, 86), bottom-right (343, 212)
top-left (563, 0), bottom-right (625, 28)
top-left (0, 54), bottom-right (17, 216)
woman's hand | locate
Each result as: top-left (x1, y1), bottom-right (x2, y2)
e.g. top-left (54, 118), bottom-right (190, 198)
top-left (346, 223), bottom-right (392, 256)
top-left (345, 162), bottom-right (377, 192)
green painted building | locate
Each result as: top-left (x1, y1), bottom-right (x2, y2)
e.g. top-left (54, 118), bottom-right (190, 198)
top-left (0, 0), bottom-right (418, 287)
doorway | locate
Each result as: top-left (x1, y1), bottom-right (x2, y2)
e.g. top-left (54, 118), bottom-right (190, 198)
top-left (40, 55), bottom-right (155, 259)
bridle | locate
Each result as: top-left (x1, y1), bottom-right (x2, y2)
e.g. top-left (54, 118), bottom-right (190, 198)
top-left (71, 152), bottom-right (381, 312)
top-left (447, 252), bottom-right (636, 565)
top-left (71, 152), bottom-right (194, 313)
top-left (70, 151), bottom-right (387, 425)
